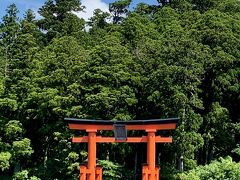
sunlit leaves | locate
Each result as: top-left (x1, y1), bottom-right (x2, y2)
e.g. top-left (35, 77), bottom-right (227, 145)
top-left (0, 152), bottom-right (11, 171)
top-left (178, 156), bottom-right (240, 179)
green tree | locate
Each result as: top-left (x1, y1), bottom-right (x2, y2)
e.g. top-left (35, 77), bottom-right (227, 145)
top-left (0, 7), bottom-right (40, 123)
top-left (81, 34), bottom-right (137, 120)
top-left (0, 3), bottom-right (20, 78)
top-left (178, 156), bottom-right (240, 180)
top-left (109, 0), bottom-right (132, 24)
top-left (0, 119), bottom-right (34, 178)
top-left (0, 4), bottom-right (20, 120)
top-left (37, 0), bottom-right (84, 41)
top-left (88, 9), bottom-right (110, 29)
top-left (21, 36), bottom-right (89, 179)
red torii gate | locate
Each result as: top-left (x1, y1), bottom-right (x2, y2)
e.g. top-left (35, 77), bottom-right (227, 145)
top-left (65, 118), bottom-right (179, 180)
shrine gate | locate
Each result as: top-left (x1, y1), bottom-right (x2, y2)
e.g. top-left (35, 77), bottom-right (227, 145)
top-left (65, 118), bottom-right (179, 180)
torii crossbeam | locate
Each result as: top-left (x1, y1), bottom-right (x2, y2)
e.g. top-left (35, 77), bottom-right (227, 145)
top-left (65, 118), bottom-right (179, 180)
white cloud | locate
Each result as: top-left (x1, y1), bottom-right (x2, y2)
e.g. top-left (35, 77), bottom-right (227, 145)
top-left (74, 0), bottom-right (109, 21)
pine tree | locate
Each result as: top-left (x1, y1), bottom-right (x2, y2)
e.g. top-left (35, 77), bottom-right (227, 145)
top-left (37, 0), bottom-right (84, 41)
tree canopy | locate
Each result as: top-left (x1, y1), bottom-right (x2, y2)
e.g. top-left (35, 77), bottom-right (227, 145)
top-left (0, 0), bottom-right (240, 179)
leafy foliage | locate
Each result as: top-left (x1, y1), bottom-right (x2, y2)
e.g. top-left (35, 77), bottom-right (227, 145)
top-left (178, 156), bottom-right (240, 180)
top-left (0, 0), bottom-right (240, 179)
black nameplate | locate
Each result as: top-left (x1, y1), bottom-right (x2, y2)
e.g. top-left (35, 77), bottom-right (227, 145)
top-left (113, 124), bottom-right (127, 141)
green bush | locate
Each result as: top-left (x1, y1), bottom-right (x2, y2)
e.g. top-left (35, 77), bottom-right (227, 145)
top-left (98, 160), bottom-right (133, 180)
top-left (178, 156), bottom-right (240, 180)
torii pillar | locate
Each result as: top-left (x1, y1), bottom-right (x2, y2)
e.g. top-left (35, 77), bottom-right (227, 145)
top-left (147, 129), bottom-right (156, 180)
top-left (88, 130), bottom-right (97, 180)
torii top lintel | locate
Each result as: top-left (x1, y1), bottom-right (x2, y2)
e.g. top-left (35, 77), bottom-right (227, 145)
top-left (65, 117), bottom-right (179, 131)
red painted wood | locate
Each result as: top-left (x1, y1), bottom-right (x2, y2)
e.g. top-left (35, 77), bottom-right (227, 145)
top-left (72, 136), bottom-right (172, 143)
top-left (87, 132), bottom-right (96, 180)
top-left (147, 131), bottom-right (156, 180)
top-left (69, 123), bottom-right (176, 131)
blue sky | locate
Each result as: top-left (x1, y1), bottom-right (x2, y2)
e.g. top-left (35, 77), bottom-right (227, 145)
top-left (0, 0), bottom-right (157, 21)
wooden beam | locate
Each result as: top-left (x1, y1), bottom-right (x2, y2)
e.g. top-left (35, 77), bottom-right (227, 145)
top-left (72, 136), bottom-right (172, 143)
top-left (69, 123), bottom-right (177, 131)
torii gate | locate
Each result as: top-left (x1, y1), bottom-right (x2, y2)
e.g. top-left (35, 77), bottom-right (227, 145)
top-left (65, 118), bottom-right (179, 180)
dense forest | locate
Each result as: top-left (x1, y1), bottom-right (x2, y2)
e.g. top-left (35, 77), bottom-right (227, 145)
top-left (0, 0), bottom-right (240, 179)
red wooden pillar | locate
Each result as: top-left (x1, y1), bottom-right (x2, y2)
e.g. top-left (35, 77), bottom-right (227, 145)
top-left (79, 165), bottom-right (86, 180)
top-left (87, 130), bottom-right (97, 180)
top-left (96, 166), bottom-right (103, 180)
top-left (142, 165), bottom-right (148, 180)
top-left (155, 166), bottom-right (160, 180)
top-left (147, 130), bottom-right (156, 180)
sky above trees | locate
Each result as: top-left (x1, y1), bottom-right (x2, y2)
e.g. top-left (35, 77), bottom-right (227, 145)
top-left (0, 0), bottom-right (157, 21)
